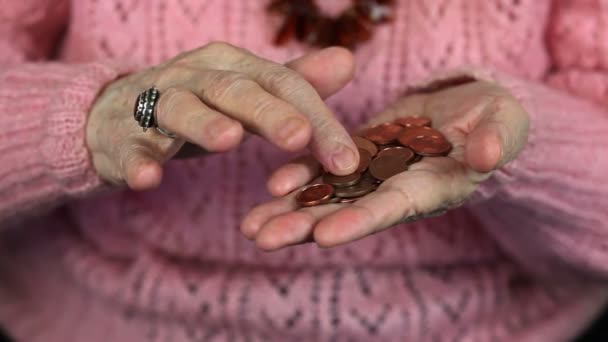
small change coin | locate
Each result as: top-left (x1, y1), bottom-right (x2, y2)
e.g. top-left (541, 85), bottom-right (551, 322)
top-left (377, 144), bottom-right (402, 153)
top-left (369, 152), bottom-right (410, 181)
top-left (361, 170), bottom-right (378, 182)
top-left (408, 135), bottom-right (452, 156)
top-left (334, 180), bottom-right (375, 198)
top-left (398, 126), bottom-right (444, 147)
top-left (323, 172), bottom-right (362, 187)
top-left (376, 146), bottom-right (416, 163)
top-left (294, 118), bottom-right (453, 207)
top-left (363, 123), bottom-right (404, 145)
top-left (356, 148), bottom-right (373, 173)
top-left (393, 116), bottom-right (432, 128)
top-left (324, 197), bottom-right (342, 204)
top-left (352, 136), bottom-right (378, 157)
top-left (409, 154), bottom-right (423, 164)
top-left (297, 184), bottom-right (335, 207)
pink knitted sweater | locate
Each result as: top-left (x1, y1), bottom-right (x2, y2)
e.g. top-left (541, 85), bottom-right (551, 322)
top-left (1, 0), bottom-right (608, 341)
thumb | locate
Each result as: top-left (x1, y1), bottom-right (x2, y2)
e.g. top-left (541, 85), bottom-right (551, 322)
top-left (285, 47), bottom-right (355, 99)
top-left (120, 143), bottom-right (165, 191)
top-left (466, 98), bottom-right (530, 173)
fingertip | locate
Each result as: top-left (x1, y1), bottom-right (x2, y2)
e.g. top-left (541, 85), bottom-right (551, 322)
top-left (320, 46), bottom-right (355, 84)
top-left (266, 165), bottom-right (302, 197)
top-left (255, 220), bottom-right (286, 251)
top-left (466, 123), bottom-right (503, 173)
top-left (128, 162), bottom-right (163, 191)
top-left (240, 211), bottom-right (262, 240)
top-left (286, 47), bottom-right (355, 99)
top-left (266, 171), bottom-right (291, 197)
top-left (255, 232), bottom-right (283, 252)
top-left (267, 156), bottom-right (322, 196)
top-left (325, 143), bottom-right (359, 176)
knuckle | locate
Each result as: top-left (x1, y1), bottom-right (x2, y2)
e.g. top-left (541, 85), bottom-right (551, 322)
top-left (201, 42), bottom-right (247, 65)
top-left (382, 179), bottom-right (420, 222)
top-left (202, 72), bottom-right (256, 103)
top-left (262, 68), bottom-right (307, 95)
top-left (172, 42), bottom-right (247, 69)
top-left (393, 187), bottom-right (418, 222)
top-left (156, 64), bottom-right (194, 85)
top-left (251, 97), bottom-right (279, 126)
top-left (308, 113), bottom-right (335, 134)
top-left (203, 41), bottom-right (236, 53)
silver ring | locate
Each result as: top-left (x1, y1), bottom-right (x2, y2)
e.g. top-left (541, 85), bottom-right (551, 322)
top-left (133, 87), bottom-right (176, 138)
top-left (155, 127), bottom-right (177, 139)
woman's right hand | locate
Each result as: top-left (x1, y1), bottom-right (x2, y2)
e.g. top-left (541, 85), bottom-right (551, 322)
top-left (86, 42), bottom-right (359, 190)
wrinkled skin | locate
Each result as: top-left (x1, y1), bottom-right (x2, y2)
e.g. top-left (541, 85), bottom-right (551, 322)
top-left (86, 43), bottom-right (361, 190)
top-left (242, 81), bottom-right (530, 251)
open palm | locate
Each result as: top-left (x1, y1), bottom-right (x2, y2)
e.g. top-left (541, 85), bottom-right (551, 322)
top-left (241, 80), bottom-right (530, 250)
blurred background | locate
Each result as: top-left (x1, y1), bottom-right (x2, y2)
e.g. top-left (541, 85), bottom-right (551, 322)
top-left (0, 320), bottom-right (605, 342)
top-left (1, 313), bottom-right (608, 341)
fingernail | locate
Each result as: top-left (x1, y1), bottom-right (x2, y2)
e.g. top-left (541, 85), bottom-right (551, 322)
top-left (331, 144), bottom-right (357, 171)
top-left (278, 118), bottom-right (308, 146)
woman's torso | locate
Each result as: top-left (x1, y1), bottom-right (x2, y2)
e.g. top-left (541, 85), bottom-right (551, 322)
top-left (14, 1), bottom-right (599, 341)
top-left (65, 0), bottom-right (552, 263)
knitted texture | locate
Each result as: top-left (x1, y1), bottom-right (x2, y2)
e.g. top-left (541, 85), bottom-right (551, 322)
top-left (1, 0), bottom-right (608, 341)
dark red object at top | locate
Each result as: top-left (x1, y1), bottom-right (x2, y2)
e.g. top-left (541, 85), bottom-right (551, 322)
top-left (267, 0), bottom-right (395, 49)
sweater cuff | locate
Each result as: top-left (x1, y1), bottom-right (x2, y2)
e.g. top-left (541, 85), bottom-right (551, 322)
top-left (41, 61), bottom-right (136, 196)
top-left (404, 67), bottom-right (538, 202)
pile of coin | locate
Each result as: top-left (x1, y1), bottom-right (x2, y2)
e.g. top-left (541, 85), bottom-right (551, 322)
top-left (296, 117), bottom-right (452, 207)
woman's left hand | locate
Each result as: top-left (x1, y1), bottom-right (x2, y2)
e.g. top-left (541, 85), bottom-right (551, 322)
top-left (241, 80), bottom-right (530, 251)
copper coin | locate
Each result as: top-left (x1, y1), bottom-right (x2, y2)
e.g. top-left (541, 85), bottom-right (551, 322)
top-left (408, 135), bottom-right (452, 156)
top-left (409, 154), bottom-right (423, 164)
top-left (323, 172), bottom-right (362, 187)
top-left (393, 116), bottom-right (432, 128)
top-left (297, 184), bottom-right (335, 207)
top-left (352, 136), bottom-right (378, 157)
top-left (376, 146), bottom-right (416, 164)
top-left (334, 180), bottom-right (375, 198)
top-left (361, 170), bottom-right (376, 182)
top-left (397, 126), bottom-right (444, 147)
top-left (369, 153), bottom-right (410, 181)
top-left (356, 148), bottom-right (373, 173)
top-left (377, 144), bottom-right (402, 153)
top-left (324, 197), bottom-right (342, 204)
top-left (363, 123), bottom-right (404, 145)
top-left (361, 170), bottom-right (382, 188)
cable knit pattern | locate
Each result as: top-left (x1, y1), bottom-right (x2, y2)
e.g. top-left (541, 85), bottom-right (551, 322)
top-left (1, 1), bottom-right (608, 341)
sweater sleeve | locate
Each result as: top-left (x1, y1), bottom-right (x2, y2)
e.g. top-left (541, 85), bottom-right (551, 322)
top-left (409, 1), bottom-right (608, 280)
top-left (0, 1), bottom-right (136, 225)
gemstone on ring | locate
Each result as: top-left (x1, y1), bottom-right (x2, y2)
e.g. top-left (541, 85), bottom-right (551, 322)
top-left (133, 87), bottom-right (160, 132)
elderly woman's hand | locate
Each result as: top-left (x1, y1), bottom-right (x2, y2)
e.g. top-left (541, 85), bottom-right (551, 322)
top-left (86, 43), bottom-right (359, 190)
top-left (242, 80), bottom-right (530, 250)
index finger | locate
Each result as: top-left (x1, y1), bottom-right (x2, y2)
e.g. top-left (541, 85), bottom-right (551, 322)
top-left (224, 46), bottom-right (359, 175)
